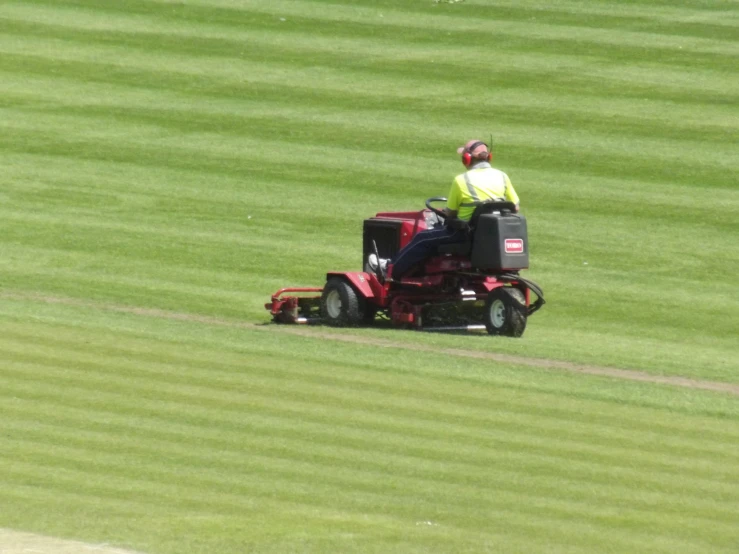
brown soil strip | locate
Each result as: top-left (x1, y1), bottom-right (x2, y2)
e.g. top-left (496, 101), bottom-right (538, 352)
top-left (273, 326), bottom-right (739, 396)
top-left (2, 290), bottom-right (738, 396)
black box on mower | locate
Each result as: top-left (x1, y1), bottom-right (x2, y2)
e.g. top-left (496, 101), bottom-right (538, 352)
top-left (363, 218), bottom-right (404, 262)
top-left (471, 213), bottom-right (529, 271)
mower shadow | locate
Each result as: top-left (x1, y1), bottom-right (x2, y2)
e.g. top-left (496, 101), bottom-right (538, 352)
top-left (337, 319), bottom-right (492, 337)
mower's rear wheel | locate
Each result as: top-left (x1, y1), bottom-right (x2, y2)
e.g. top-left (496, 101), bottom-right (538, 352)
top-left (484, 287), bottom-right (527, 337)
top-left (321, 278), bottom-right (363, 327)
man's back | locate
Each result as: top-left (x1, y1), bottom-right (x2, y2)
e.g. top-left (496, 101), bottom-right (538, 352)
top-left (447, 163), bottom-right (519, 221)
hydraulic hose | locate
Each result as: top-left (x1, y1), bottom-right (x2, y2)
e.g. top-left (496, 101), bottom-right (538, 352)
top-left (499, 273), bottom-right (546, 315)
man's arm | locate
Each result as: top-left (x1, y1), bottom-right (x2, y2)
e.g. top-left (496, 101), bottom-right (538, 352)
top-left (445, 177), bottom-right (461, 218)
top-left (503, 174), bottom-right (520, 212)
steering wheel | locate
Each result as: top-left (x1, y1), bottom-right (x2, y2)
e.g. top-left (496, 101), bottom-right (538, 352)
top-left (425, 197), bottom-right (447, 218)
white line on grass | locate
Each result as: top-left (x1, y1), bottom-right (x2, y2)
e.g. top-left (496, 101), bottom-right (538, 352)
top-left (0, 529), bottom-right (143, 554)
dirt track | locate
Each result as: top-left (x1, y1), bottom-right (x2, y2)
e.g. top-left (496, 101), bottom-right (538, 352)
top-left (2, 291), bottom-right (738, 397)
top-left (273, 325), bottom-right (739, 396)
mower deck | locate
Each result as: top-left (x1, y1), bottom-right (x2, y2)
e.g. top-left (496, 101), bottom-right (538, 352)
top-left (265, 287), bottom-right (322, 324)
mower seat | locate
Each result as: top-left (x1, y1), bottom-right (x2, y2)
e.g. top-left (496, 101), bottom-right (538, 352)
top-left (437, 241), bottom-right (471, 256)
top-left (436, 200), bottom-right (520, 261)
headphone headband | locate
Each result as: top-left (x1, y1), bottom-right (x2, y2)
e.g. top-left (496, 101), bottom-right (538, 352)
top-left (461, 140), bottom-right (492, 166)
top-left (465, 141), bottom-right (487, 154)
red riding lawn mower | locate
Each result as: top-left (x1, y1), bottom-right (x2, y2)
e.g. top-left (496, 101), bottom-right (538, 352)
top-left (265, 198), bottom-right (545, 337)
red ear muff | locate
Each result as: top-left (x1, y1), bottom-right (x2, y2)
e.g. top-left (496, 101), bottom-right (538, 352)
top-left (462, 141), bottom-right (490, 166)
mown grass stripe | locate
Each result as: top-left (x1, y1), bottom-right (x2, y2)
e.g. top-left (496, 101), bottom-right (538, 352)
top-left (5, 90), bottom-right (737, 173)
top-left (5, 325), bottom-right (738, 429)
top-left (4, 411), bottom-right (738, 523)
top-left (0, 483), bottom-right (463, 548)
top-left (4, 365), bottom-right (738, 499)
top-left (4, 358), bottom-right (737, 482)
top-left (2, 289), bottom-right (738, 391)
top-left (5, 338), bottom-right (739, 446)
top-left (2, 101), bottom-right (734, 194)
top-left (3, 284), bottom-right (738, 392)
top-left (2, 10), bottom-right (736, 98)
top-left (12, 0), bottom-right (737, 58)
top-left (14, 0), bottom-right (739, 37)
top-left (4, 337), bottom-right (739, 463)
top-left (2, 446), bottom-right (735, 550)
top-left (2, 115), bottom-right (733, 195)
top-left (1, 33), bottom-right (735, 117)
top-left (3, 62), bottom-right (737, 138)
top-left (3, 151), bottom-right (737, 230)
top-left (6, 390), bottom-right (737, 496)
top-left (1, 446), bottom-right (734, 553)
top-left (3, 89), bottom-right (734, 151)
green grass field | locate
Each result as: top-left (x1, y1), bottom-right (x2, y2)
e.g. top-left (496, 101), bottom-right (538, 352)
top-left (1, 0), bottom-right (738, 552)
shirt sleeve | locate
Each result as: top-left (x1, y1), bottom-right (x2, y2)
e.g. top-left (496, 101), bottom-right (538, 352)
top-left (446, 177), bottom-right (462, 211)
top-left (503, 174), bottom-right (520, 205)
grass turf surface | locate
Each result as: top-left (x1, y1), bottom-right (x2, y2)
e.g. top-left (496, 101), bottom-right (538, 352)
top-left (1, 0), bottom-right (738, 552)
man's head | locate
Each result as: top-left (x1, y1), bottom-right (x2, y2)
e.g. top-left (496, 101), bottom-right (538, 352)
top-left (457, 139), bottom-right (491, 167)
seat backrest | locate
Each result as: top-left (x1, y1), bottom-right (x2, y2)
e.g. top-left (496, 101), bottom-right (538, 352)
top-left (469, 200), bottom-right (517, 230)
top-left (445, 200), bottom-right (517, 233)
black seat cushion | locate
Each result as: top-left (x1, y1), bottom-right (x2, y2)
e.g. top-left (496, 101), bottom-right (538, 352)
top-left (437, 241), bottom-right (472, 256)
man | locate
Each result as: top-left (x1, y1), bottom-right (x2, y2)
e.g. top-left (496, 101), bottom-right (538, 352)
top-left (370, 139), bottom-right (519, 279)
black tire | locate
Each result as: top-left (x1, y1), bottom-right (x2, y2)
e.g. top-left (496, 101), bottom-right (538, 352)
top-left (321, 278), bottom-right (363, 327)
top-left (484, 287), bottom-right (527, 337)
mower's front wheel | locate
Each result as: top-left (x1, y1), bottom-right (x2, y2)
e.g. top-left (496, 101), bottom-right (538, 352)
top-left (484, 287), bottom-right (527, 337)
top-left (321, 278), bottom-right (363, 327)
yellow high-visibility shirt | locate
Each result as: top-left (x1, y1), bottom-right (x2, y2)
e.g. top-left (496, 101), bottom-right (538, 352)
top-left (446, 164), bottom-right (519, 221)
